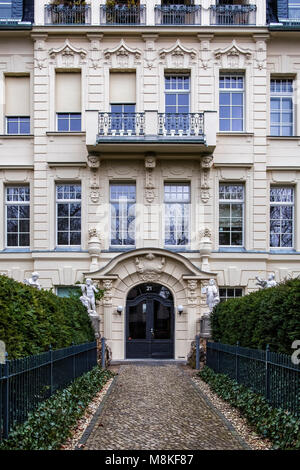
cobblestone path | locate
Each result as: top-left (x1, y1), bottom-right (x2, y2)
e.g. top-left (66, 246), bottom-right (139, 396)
top-left (84, 364), bottom-right (246, 450)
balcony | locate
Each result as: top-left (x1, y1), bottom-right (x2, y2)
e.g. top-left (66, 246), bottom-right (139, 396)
top-left (44, 4), bottom-right (91, 25)
top-left (210, 4), bottom-right (256, 26)
top-left (154, 4), bottom-right (201, 26)
top-left (100, 5), bottom-right (146, 25)
top-left (86, 110), bottom-right (217, 155)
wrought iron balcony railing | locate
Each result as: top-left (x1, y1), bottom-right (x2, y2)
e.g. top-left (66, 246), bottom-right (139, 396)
top-left (45, 4), bottom-right (91, 25)
top-left (154, 4), bottom-right (201, 25)
top-left (100, 5), bottom-right (146, 25)
top-left (158, 113), bottom-right (204, 137)
top-left (98, 112), bottom-right (145, 137)
top-left (210, 4), bottom-right (256, 26)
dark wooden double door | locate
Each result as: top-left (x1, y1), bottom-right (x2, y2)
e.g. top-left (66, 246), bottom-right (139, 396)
top-left (126, 284), bottom-right (174, 359)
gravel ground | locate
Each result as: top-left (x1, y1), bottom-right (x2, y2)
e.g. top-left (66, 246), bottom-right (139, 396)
top-left (191, 375), bottom-right (272, 450)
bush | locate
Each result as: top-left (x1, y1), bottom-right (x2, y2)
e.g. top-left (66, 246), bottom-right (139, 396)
top-left (199, 366), bottom-right (300, 450)
top-left (211, 278), bottom-right (300, 354)
top-left (0, 275), bottom-right (95, 359)
top-left (0, 366), bottom-right (114, 450)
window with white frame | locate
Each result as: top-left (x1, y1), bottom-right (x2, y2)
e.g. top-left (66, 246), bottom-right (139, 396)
top-left (110, 184), bottom-right (136, 246)
top-left (289, 0), bottom-right (300, 19)
top-left (270, 79), bottom-right (294, 137)
top-left (219, 74), bottom-right (244, 132)
top-left (56, 72), bottom-right (81, 132)
top-left (6, 186), bottom-right (30, 247)
top-left (164, 183), bottom-right (190, 246)
top-left (165, 74), bottom-right (190, 131)
top-left (0, 1), bottom-right (12, 19)
top-left (56, 184), bottom-right (81, 246)
top-left (219, 287), bottom-right (244, 303)
top-left (219, 184), bottom-right (244, 247)
top-left (270, 187), bottom-right (294, 249)
top-left (5, 76), bottom-right (30, 134)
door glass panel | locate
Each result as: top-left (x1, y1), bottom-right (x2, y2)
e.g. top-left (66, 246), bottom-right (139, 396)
top-left (128, 303), bottom-right (147, 339)
top-left (153, 300), bottom-right (171, 340)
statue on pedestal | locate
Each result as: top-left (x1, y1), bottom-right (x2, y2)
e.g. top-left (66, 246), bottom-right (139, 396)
top-left (205, 279), bottom-right (220, 313)
top-left (24, 272), bottom-right (41, 290)
top-left (256, 273), bottom-right (277, 289)
top-left (79, 278), bottom-right (99, 314)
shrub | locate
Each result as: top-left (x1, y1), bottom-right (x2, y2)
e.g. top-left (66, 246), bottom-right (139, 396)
top-left (199, 366), bottom-right (300, 450)
top-left (210, 278), bottom-right (300, 354)
top-left (0, 366), bottom-right (114, 450)
top-left (0, 275), bottom-right (96, 359)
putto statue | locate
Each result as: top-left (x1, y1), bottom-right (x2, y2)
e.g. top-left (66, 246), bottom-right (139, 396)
top-left (24, 272), bottom-right (41, 290)
top-left (79, 278), bottom-right (99, 314)
top-left (205, 279), bottom-right (220, 313)
top-left (256, 273), bottom-right (277, 289)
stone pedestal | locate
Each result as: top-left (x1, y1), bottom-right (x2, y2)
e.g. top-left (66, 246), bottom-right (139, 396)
top-left (88, 311), bottom-right (100, 339)
top-left (199, 313), bottom-right (212, 339)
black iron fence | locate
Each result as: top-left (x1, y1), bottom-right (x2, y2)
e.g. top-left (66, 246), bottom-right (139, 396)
top-left (206, 341), bottom-right (300, 416)
top-left (0, 341), bottom-right (97, 441)
top-left (210, 4), bottom-right (256, 26)
top-left (155, 5), bottom-right (201, 25)
top-left (100, 5), bottom-right (146, 25)
top-left (45, 4), bottom-right (91, 25)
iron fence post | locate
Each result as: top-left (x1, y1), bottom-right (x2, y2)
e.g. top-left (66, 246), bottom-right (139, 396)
top-left (236, 341), bottom-right (240, 382)
top-left (72, 342), bottom-right (76, 380)
top-left (195, 335), bottom-right (200, 370)
top-left (3, 353), bottom-right (9, 439)
top-left (101, 337), bottom-right (106, 369)
top-left (265, 344), bottom-right (270, 401)
top-left (49, 345), bottom-right (53, 396)
top-left (217, 340), bottom-right (220, 373)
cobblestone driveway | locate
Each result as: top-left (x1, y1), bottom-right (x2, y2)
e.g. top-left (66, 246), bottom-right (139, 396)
top-left (83, 364), bottom-right (246, 450)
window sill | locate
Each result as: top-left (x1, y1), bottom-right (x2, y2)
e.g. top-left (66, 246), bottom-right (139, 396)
top-left (217, 132), bottom-right (254, 137)
top-left (267, 135), bottom-right (300, 140)
top-left (46, 131), bottom-right (85, 136)
top-left (217, 247), bottom-right (246, 252)
top-left (0, 134), bottom-right (33, 139)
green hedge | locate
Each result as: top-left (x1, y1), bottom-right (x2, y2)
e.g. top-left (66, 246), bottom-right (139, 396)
top-left (199, 366), bottom-right (300, 450)
top-left (211, 278), bottom-right (300, 354)
top-left (0, 366), bottom-right (114, 450)
top-left (0, 275), bottom-right (95, 359)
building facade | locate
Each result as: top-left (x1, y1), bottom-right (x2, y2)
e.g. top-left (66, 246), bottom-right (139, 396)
top-left (0, 0), bottom-right (299, 360)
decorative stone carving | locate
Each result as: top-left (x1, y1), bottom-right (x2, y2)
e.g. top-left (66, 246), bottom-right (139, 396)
top-left (199, 228), bottom-right (212, 271)
top-left (104, 39), bottom-right (142, 68)
top-left (198, 34), bottom-right (214, 70)
top-left (159, 40), bottom-right (197, 68)
top-left (102, 279), bottom-right (113, 306)
top-left (49, 39), bottom-right (87, 68)
top-left (24, 272), bottom-right (41, 290)
top-left (253, 35), bottom-right (268, 71)
top-left (200, 156), bottom-right (213, 203)
top-left (32, 34), bottom-right (48, 71)
top-left (214, 40), bottom-right (252, 69)
top-left (144, 154), bottom-right (156, 203)
top-left (87, 154), bottom-right (101, 203)
top-left (186, 280), bottom-right (198, 305)
top-left (79, 278), bottom-right (99, 313)
top-left (87, 34), bottom-right (103, 70)
top-left (256, 274), bottom-right (277, 289)
top-left (135, 253), bottom-right (165, 282)
top-left (204, 279), bottom-right (220, 313)
top-left (88, 229), bottom-right (101, 272)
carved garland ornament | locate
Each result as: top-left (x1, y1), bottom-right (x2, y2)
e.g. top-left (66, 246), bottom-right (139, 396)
top-left (135, 253), bottom-right (165, 282)
top-left (87, 154), bottom-right (101, 203)
top-left (200, 156), bottom-right (213, 203)
top-left (144, 154), bottom-right (156, 204)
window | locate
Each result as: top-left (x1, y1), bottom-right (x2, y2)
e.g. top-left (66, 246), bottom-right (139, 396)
top-left (57, 113), bottom-right (81, 132)
top-left (56, 286), bottom-right (79, 298)
top-left (219, 74), bottom-right (244, 132)
top-left (164, 183), bottom-right (190, 246)
top-left (110, 72), bottom-right (136, 133)
top-left (219, 184), bottom-right (244, 247)
top-left (56, 184), bottom-right (81, 246)
top-left (110, 104), bottom-right (136, 133)
top-left (219, 287), bottom-right (243, 302)
top-left (6, 186), bottom-right (30, 247)
top-left (289, 0), bottom-right (300, 19)
top-left (0, 1), bottom-right (12, 19)
top-left (5, 76), bottom-right (30, 134)
top-left (270, 187), bottom-right (294, 249)
top-left (56, 72), bottom-right (81, 131)
top-left (270, 79), bottom-right (294, 137)
top-left (165, 75), bottom-right (190, 131)
top-left (110, 184), bottom-right (136, 246)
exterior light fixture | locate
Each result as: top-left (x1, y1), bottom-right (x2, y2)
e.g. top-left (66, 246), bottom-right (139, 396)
top-left (177, 305), bottom-right (184, 315)
top-left (116, 306), bottom-right (123, 314)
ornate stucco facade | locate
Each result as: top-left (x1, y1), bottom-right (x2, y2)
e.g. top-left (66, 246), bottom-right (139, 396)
top-left (0, 0), bottom-right (299, 360)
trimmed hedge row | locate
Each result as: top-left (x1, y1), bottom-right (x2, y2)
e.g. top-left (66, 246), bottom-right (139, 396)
top-left (199, 366), bottom-right (300, 450)
top-left (211, 278), bottom-right (300, 354)
top-left (0, 366), bottom-right (114, 450)
top-left (0, 275), bottom-right (95, 359)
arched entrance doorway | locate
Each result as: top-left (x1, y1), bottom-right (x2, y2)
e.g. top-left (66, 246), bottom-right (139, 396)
top-left (126, 283), bottom-right (174, 359)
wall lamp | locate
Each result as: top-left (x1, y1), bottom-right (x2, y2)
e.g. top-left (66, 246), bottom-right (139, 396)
top-left (116, 306), bottom-right (123, 315)
top-left (177, 305), bottom-right (184, 315)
